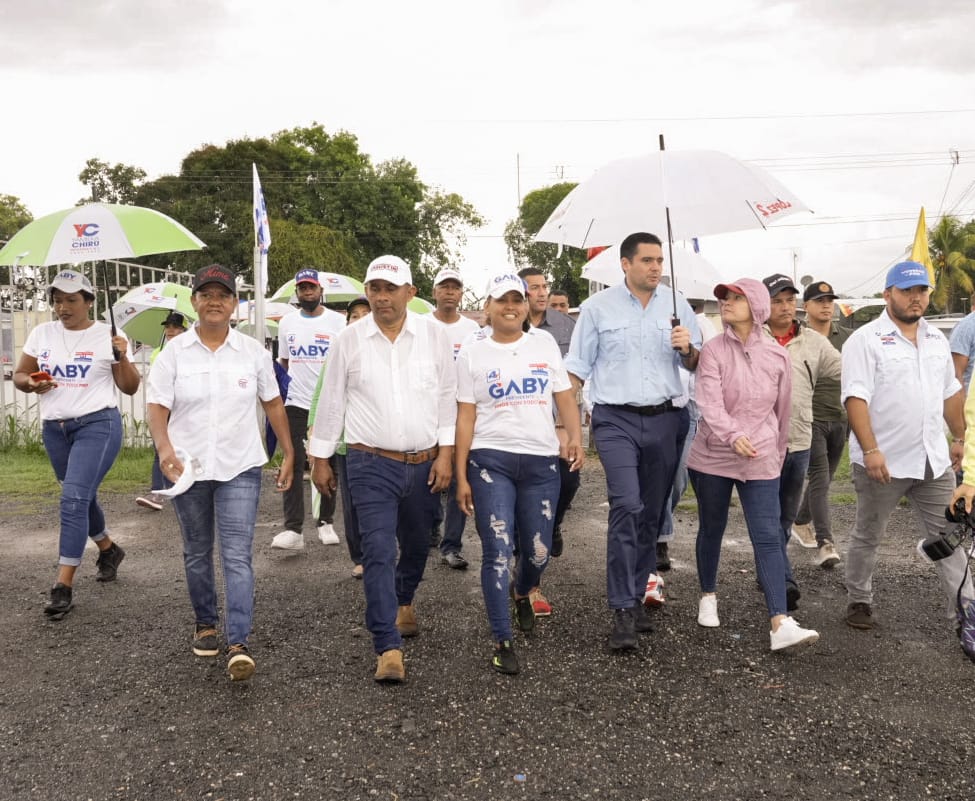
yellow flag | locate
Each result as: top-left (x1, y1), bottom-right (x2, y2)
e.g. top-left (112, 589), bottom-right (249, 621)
top-left (910, 207), bottom-right (935, 285)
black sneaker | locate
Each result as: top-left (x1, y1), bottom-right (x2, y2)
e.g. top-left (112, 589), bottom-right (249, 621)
top-left (609, 608), bottom-right (637, 651)
top-left (429, 525), bottom-right (442, 549)
top-left (845, 602), bottom-right (875, 630)
top-left (632, 602), bottom-right (655, 634)
top-left (514, 596), bottom-right (535, 633)
top-left (656, 541), bottom-right (671, 572)
top-left (44, 583), bottom-right (73, 619)
top-left (95, 543), bottom-right (125, 582)
top-left (226, 644), bottom-right (255, 681)
top-left (441, 551), bottom-right (469, 570)
top-left (551, 526), bottom-right (564, 558)
top-left (491, 640), bottom-right (520, 675)
top-left (786, 580), bottom-right (800, 612)
top-left (192, 623), bottom-right (220, 657)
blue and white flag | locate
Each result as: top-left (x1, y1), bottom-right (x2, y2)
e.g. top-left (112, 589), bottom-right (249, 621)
top-left (252, 163), bottom-right (271, 294)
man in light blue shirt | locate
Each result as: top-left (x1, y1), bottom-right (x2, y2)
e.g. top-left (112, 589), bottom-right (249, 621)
top-left (566, 232), bottom-right (702, 651)
top-left (949, 292), bottom-right (975, 393)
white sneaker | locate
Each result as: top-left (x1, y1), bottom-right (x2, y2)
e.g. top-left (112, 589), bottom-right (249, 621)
top-left (697, 595), bottom-right (720, 627)
top-left (271, 530), bottom-right (305, 550)
top-left (643, 573), bottom-right (666, 607)
top-left (770, 616), bottom-right (819, 651)
top-left (136, 493), bottom-right (163, 511)
top-left (317, 523), bottom-right (339, 545)
top-left (790, 523), bottom-right (817, 549)
top-left (815, 541), bottom-right (841, 568)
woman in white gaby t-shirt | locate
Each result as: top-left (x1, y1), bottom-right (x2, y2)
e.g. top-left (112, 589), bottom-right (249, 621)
top-left (454, 273), bottom-right (585, 676)
top-left (14, 269), bottom-right (141, 620)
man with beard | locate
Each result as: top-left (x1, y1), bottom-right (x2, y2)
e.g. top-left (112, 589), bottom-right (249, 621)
top-left (842, 261), bottom-right (972, 634)
top-left (271, 269), bottom-right (346, 551)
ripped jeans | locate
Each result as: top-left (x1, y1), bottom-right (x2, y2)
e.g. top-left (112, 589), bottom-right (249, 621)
top-left (467, 448), bottom-right (560, 642)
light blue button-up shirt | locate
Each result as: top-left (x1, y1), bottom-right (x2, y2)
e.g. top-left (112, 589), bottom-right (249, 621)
top-left (565, 281), bottom-right (702, 406)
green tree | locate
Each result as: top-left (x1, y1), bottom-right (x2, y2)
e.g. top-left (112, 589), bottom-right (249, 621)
top-left (504, 182), bottom-right (588, 304)
top-left (78, 158), bottom-right (147, 204)
top-left (0, 194), bottom-right (32, 240)
top-left (132, 123), bottom-right (483, 295)
top-left (929, 215), bottom-right (975, 313)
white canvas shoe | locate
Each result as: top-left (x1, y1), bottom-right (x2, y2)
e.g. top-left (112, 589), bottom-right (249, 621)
top-left (271, 529), bottom-right (305, 550)
top-left (790, 523), bottom-right (817, 549)
top-left (317, 523), bottom-right (340, 545)
top-left (770, 616), bottom-right (819, 651)
top-left (697, 595), bottom-right (720, 627)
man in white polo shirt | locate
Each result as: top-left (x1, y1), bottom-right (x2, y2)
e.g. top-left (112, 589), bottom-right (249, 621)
top-left (841, 260), bottom-right (972, 635)
top-left (271, 269), bottom-right (346, 551)
top-left (309, 255), bottom-right (456, 683)
top-left (428, 266), bottom-right (480, 569)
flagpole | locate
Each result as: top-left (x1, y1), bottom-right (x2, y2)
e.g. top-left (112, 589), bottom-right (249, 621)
top-left (252, 164), bottom-right (271, 344)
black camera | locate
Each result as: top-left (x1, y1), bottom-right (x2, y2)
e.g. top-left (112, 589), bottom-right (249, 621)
top-left (917, 499), bottom-right (975, 561)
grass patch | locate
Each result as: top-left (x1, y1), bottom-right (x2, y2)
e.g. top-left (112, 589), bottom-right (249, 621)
top-left (0, 447), bottom-right (156, 500)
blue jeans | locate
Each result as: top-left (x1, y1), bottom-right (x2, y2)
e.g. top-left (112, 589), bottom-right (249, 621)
top-left (468, 449), bottom-right (560, 642)
top-left (660, 413), bottom-right (699, 541)
top-left (779, 449), bottom-right (810, 585)
top-left (170, 467), bottom-right (262, 646)
top-left (42, 408), bottom-right (122, 566)
top-left (591, 404), bottom-right (689, 609)
top-left (435, 476), bottom-right (469, 556)
top-left (335, 453), bottom-right (362, 566)
top-left (689, 469), bottom-right (788, 617)
top-left (346, 449), bottom-right (441, 654)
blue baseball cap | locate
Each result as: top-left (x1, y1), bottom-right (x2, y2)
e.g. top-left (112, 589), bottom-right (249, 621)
top-left (294, 268), bottom-right (321, 286)
top-left (885, 261), bottom-right (932, 290)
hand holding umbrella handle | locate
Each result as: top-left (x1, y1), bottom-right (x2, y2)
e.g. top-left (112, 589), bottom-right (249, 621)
top-left (99, 262), bottom-right (122, 361)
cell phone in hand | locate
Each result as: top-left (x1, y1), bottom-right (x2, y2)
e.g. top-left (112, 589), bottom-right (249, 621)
top-left (30, 371), bottom-right (53, 382)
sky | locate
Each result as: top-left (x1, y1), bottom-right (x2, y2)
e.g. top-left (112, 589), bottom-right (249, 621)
top-left (3, 0), bottom-right (975, 299)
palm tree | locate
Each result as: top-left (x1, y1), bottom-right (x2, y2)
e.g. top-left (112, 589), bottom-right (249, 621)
top-left (929, 216), bottom-right (975, 313)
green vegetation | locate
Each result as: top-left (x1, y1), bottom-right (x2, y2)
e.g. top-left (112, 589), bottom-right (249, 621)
top-left (0, 447), bottom-right (155, 499)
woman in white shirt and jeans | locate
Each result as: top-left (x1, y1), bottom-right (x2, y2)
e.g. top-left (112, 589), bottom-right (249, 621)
top-left (14, 269), bottom-right (141, 619)
top-left (455, 273), bottom-right (585, 675)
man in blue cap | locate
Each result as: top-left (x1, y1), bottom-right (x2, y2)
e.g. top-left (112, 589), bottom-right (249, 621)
top-left (841, 261), bottom-right (972, 636)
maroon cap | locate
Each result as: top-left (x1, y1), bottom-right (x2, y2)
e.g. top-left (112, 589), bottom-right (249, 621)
top-left (714, 283), bottom-right (746, 300)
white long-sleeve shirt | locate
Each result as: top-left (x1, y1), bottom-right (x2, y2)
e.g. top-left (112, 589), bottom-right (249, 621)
top-left (841, 310), bottom-right (960, 479)
top-left (308, 312), bottom-right (457, 459)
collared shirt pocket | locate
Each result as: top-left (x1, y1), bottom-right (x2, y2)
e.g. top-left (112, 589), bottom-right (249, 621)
top-left (598, 323), bottom-right (627, 362)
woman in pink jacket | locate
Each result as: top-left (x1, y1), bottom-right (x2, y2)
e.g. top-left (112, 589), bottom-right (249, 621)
top-left (687, 278), bottom-right (819, 652)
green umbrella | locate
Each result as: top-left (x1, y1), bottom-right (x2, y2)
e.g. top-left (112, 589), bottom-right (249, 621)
top-left (109, 282), bottom-right (196, 345)
top-left (0, 203), bottom-right (205, 266)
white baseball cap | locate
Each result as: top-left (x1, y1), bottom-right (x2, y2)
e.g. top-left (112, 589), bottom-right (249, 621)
top-left (49, 269), bottom-right (94, 296)
top-left (485, 273), bottom-right (527, 300)
top-left (364, 255), bottom-right (412, 287)
top-left (433, 267), bottom-right (463, 286)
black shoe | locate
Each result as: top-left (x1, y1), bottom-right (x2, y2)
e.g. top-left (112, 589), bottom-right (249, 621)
top-left (192, 623), bottom-right (220, 657)
top-left (44, 583), bottom-right (73, 619)
top-left (786, 580), bottom-right (800, 612)
top-left (609, 608), bottom-right (637, 651)
top-left (429, 526), bottom-right (442, 549)
top-left (491, 640), bottom-right (520, 675)
top-left (632, 602), bottom-right (655, 634)
top-left (226, 643), bottom-right (255, 682)
top-left (95, 543), bottom-right (125, 582)
top-left (441, 551), bottom-right (469, 570)
top-left (514, 596), bottom-right (535, 633)
top-left (656, 541), bottom-right (671, 572)
top-left (551, 526), bottom-right (564, 558)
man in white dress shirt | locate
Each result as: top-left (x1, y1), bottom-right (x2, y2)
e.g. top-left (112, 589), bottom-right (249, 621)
top-left (841, 261), bottom-right (972, 635)
top-left (309, 255), bottom-right (456, 683)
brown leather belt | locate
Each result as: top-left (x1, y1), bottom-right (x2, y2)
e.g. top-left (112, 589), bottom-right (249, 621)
top-left (347, 443), bottom-right (440, 464)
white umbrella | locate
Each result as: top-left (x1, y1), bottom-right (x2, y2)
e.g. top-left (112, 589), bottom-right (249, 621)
top-left (583, 245), bottom-right (725, 300)
top-left (534, 149), bottom-right (810, 249)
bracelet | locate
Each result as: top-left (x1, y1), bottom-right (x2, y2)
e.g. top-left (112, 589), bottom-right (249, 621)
top-left (953, 438), bottom-right (965, 444)
top-left (863, 447), bottom-right (881, 456)
top-left (555, 424), bottom-right (565, 429)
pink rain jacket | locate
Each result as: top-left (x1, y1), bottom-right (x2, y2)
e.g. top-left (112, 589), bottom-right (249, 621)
top-left (686, 278), bottom-right (792, 481)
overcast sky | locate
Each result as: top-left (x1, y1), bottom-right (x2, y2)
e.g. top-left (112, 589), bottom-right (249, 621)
top-left (3, 0), bottom-right (975, 297)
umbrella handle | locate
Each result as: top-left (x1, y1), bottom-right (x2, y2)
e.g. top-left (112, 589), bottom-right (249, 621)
top-left (100, 262), bottom-right (122, 361)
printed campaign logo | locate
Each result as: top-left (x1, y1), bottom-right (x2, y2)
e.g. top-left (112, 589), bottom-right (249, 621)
top-left (879, 335), bottom-right (896, 346)
top-left (486, 368), bottom-right (501, 385)
top-left (74, 351), bottom-right (94, 363)
top-left (70, 223), bottom-right (101, 253)
top-left (287, 333), bottom-right (298, 345)
top-left (314, 332), bottom-right (332, 347)
top-left (39, 348), bottom-right (52, 361)
top-left (529, 362), bottom-right (549, 378)
top-left (325, 277), bottom-right (344, 288)
top-left (238, 377), bottom-right (249, 389)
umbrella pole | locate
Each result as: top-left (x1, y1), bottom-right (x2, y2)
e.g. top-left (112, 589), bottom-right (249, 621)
top-left (100, 261), bottom-right (121, 361)
top-left (658, 134), bottom-right (680, 327)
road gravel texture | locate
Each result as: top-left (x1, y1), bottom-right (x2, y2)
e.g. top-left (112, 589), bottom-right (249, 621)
top-left (1, 459), bottom-right (973, 801)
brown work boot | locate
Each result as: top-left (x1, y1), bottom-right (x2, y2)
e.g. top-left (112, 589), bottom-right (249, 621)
top-left (396, 604), bottom-right (418, 637)
top-left (374, 648), bottom-right (405, 683)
